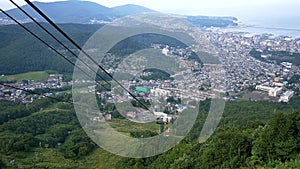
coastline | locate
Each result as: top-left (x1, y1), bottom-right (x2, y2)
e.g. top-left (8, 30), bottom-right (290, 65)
top-left (219, 24), bottom-right (300, 38)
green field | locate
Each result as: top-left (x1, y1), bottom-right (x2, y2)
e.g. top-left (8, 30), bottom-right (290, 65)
top-left (108, 119), bottom-right (160, 136)
top-left (0, 71), bottom-right (49, 83)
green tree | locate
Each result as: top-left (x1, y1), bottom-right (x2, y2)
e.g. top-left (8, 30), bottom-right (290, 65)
top-left (252, 112), bottom-right (299, 165)
top-left (197, 126), bottom-right (252, 169)
top-left (0, 157), bottom-right (5, 169)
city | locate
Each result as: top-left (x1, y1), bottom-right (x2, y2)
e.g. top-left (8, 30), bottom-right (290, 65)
top-left (1, 0), bottom-right (300, 168)
top-left (1, 29), bottom-right (300, 109)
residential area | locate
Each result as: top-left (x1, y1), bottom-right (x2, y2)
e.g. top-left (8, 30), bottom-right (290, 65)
top-left (0, 74), bottom-right (70, 103)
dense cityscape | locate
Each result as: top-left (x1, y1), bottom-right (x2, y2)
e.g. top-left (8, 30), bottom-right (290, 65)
top-left (1, 30), bottom-right (300, 106)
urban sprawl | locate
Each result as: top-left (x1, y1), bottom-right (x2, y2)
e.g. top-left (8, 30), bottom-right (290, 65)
top-left (1, 29), bottom-right (300, 123)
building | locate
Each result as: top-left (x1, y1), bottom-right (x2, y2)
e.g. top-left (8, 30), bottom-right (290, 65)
top-left (281, 62), bottom-right (292, 69)
top-left (256, 85), bottom-right (273, 92)
top-left (274, 82), bottom-right (285, 87)
top-left (135, 87), bottom-right (149, 93)
top-left (105, 114), bottom-right (112, 121)
top-left (126, 112), bottom-right (136, 119)
top-left (269, 87), bottom-right (282, 97)
top-left (150, 88), bottom-right (171, 97)
top-left (154, 112), bottom-right (172, 123)
top-left (261, 54), bottom-right (269, 59)
top-left (279, 91), bottom-right (294, 102)
top-left (162, 48), bottom-right (169, 56)
top-left (256, 85), bottom-right (282, 97)
top-left (274, 77), bottom-right (280, 83)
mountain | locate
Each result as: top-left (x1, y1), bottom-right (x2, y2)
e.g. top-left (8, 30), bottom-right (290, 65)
top-left (0, 1), bottom-right (155, 24)
top-left (0, 23), bottom-right (103, 75)
top-left (111, 4), bottom-right (155, 17)
top-left (187, 16), bottom-right (238, 27)
top-left (0, 0), bottom-right (237, 26)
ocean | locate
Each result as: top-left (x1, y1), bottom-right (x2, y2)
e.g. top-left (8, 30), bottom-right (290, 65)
top-left (221, 17), bottom-right (300, 38)
top-left (221, 26), bottom-right (300, 38)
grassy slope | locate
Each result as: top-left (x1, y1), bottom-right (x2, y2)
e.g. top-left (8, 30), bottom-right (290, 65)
top-left (0, 71), bottom-right (49, 82)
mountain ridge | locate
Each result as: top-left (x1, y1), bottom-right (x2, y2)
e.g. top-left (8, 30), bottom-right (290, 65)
top-left (0, 1), bottom-right (155, 24)
top-left (0, 0), bottom-right (238, 26)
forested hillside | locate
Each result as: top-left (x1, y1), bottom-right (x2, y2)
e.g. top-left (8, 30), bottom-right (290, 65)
top-left (0, 23), bottom-right (104, 75)
top-left (0, 95), bottom-right (299, 168)
top-left (0, 23), bottom-right (191, 75)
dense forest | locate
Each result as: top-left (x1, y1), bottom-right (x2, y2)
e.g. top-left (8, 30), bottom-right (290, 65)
top-left (0, 23), bottom-right (103, 75)
top-left (0, 94), bottom-right (299, 168)
top-left (0, 23), bottom-right (193, 76)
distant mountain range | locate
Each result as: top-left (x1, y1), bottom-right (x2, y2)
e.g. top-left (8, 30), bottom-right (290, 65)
top-left (0, 1), bottom-right (154, 24)
top-left (0, 0), bottom-right (238, 27)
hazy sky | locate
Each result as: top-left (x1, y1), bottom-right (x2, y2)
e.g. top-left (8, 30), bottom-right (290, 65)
top-left (1, 0), bottom-right (300, 27)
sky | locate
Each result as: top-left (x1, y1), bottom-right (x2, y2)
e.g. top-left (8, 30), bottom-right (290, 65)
top-left (1, 0), bottom-right (300, 28)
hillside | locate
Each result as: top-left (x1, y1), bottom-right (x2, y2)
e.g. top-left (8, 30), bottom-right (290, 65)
top-left (0, 95), bottom-right (299, 168)
top-left (0, 1), bottom-right (238, 27)
top-left (0, 23), bottom-right (103, 75)
top-left (0, 1), bottom-right (155, 24)
top-left (187, 15), bottom-right (238, 27)
top-left (0, 71), bottom-right (49, 83)
top-left (111, 4), bottom-right (155, 17)
top-left (0, 23), bottom-right (198, 75)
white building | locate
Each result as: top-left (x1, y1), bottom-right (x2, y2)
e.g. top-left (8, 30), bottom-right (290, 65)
top-left (274, 82), bottom-right (285, 87)
top-left (256, 85), bottom-right (273, 92)
top-left (154, 112), bottom-right (172, 123)
top-left (151, 88), bottom-right (171, 97)
top-left (281, 62), bottom-right (292, 69)
top-left (162, 48), bottom-right (169, 56)
top-left (256, 85), bottom-right (283, 97)
top-left (279, 91), bottom-right (294, 102)
top-left (269, 87), bottom-right (283, 97)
